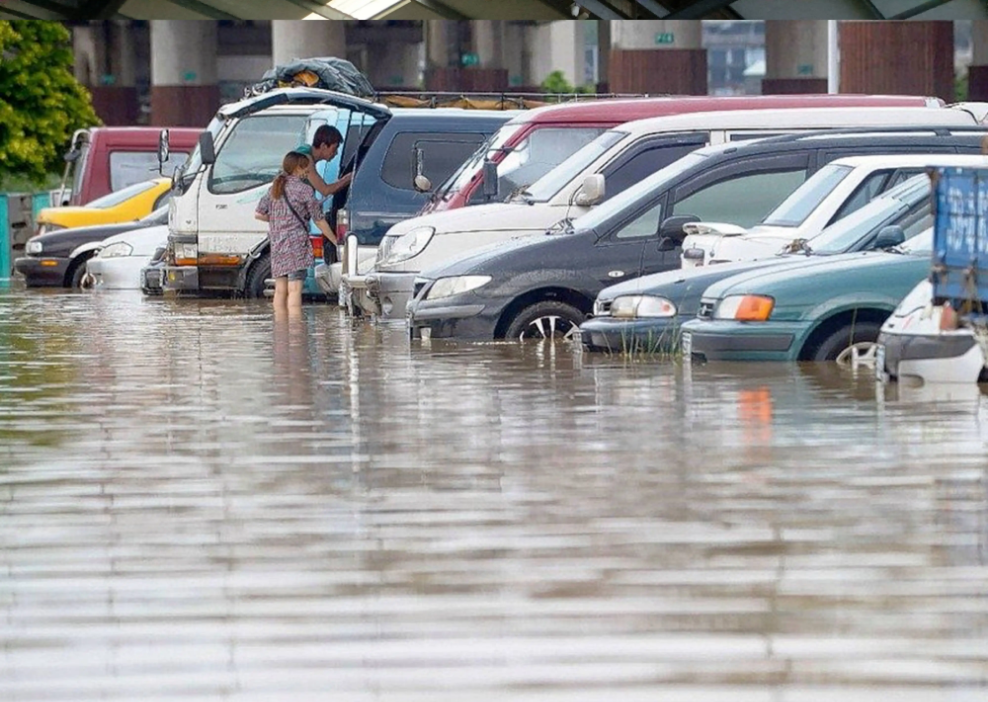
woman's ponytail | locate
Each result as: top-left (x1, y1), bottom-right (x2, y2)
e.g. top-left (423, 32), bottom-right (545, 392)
top-left (271, 172), bottom-right (287, 200)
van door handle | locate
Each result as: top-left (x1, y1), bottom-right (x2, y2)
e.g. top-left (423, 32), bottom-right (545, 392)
top-left (216, 204), bottom-right (227, 210)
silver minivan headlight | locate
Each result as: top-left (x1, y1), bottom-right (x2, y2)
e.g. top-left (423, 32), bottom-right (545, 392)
top-left (382, 226), bottom-right (434, 265)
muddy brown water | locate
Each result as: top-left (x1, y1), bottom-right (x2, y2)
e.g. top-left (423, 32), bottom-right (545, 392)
top-left (1, 288), bottom-right (986, 701)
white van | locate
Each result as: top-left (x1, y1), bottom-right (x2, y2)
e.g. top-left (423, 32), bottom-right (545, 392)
top-left (679, 153), bottom-right (988, 268)
top-left (346, 104), bottom-right (986, 319)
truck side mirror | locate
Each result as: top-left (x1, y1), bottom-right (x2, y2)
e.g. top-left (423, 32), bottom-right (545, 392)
top-left (481, 159), bottom-right (498, 201)
top-left (656, 214), bottom-right (700, 251)
top-left (158, 129), bottom-right (170, 172)
top-left (198, 131), bottom-right (216, 166)
top-left (574, 174), bottom-right (605, 207)
top-left (873, 225), bottom-right (905, 249)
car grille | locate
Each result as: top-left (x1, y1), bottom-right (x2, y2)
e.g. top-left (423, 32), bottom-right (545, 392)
top-left (698, 299), bottom-right (716, 320)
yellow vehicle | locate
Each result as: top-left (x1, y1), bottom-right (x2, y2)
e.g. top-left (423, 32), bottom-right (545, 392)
top-left (35, 178), bottom-right (172, 236)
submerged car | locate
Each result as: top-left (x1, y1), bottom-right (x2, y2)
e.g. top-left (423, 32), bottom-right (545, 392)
top-left (681, 227), bottom-right (936, 363)
top-left (85, 225), bottom-right (169, 290)
top-left (581, 172), bottom-right (936, 354)
top-left (14, 206), bottom-right (169, 288)
top-left (34, 178), bottom-right (171, 236)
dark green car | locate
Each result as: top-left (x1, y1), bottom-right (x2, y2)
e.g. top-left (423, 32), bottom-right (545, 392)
top-left (681, 229), bottom-right (933, 363)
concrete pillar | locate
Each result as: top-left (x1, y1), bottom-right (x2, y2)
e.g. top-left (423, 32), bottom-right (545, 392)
top-left (271, 20), bottom-right (346, 68)
top-left (504, 21), bottom-right (529, 88)
top-left (838, 21), bottom-right (954, 103)
top-left (425, 20), bottom-right (454, 69)
top-left (609, 20), bottom-right (706, 95)
top-left (597, 20), bottom-right (611, 92)
top-left (473, 20), bottom-right (504, 69)
top-left (365, 42), bottom-right (422, 89)
top-left (75, 21), bottom-right (140, 126)
top-left (762, 20), bottom-right (828, 94)
top-left (150, 20), bottom-right (219, 128)
top-left (968, 20), bottom-right (988, 101)
top-left (526, 21), bottom-right (587, 91)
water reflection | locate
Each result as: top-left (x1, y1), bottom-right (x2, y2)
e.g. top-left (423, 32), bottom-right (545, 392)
top-left (0, 289), bottom-right (986, 701)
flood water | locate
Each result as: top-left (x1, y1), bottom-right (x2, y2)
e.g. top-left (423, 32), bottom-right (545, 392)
top-left (1, 287), bottom-right (986, 702)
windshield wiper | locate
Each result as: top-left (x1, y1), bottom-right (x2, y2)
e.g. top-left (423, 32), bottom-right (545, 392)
top-left (507, 186), bottom-right (534, 204)
top-left (547, 217), bottom-right (574, 236)
top-left (781, 238), bottom-right (813, 256)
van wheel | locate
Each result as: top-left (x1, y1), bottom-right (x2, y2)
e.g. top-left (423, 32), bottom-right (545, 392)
top-left (811, 321), bottom-right (881, 362)
top-left (245, 252), bottom-right (271, 299)
top-left (505, 301), bottom-right (585, 341)
top-left (67, 256), bottom-right (92, 290)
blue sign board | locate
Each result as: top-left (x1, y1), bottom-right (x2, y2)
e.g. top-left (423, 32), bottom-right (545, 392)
top-left (932, 167), bottom-right (988, 303)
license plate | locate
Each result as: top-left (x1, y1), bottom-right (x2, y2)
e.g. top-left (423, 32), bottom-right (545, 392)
top-left (682, 331), bottom-right (692, 358)
top-left (875, 343), bottom-right (886, 381)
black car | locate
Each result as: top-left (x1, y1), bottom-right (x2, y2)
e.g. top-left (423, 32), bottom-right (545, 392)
top-left (407, 126), bottom-right (988, 341)
top-left (15, 206), bottom-right (168, 288)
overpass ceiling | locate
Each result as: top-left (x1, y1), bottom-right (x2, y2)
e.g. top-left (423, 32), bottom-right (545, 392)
top-left (1, 0), bottom-right (985, 20)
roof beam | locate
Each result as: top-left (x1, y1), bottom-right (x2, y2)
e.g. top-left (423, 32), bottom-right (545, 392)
top-left (854, 0), bottom-right (887, 18)
top-left (74, 0), bottom-right (128, 19)
top-left (663, 0), bottom-right (737, 19)
top-left (13, 0), bottom-right (76, 17)
top-left (405, 0), bottom-right (470, 19)
top-left (161, 0), bottom-right (239, 19)
top-left (889, 0), bottom-right (955, 19)
top-left (633, 0), bottom-right (670, 16)
top-left (573, 0), bottom-right (632, 19)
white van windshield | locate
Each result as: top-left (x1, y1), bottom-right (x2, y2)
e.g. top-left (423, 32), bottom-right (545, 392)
top-left (763, 164), bottom-right (853, 227)
top-left (575, 152), bottom-right (709, 233)
top-left (523, 130), bottom-right (628, 202)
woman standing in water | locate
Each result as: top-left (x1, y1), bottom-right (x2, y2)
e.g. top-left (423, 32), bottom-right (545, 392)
top-left (255, 151), bottom-right (336, 314)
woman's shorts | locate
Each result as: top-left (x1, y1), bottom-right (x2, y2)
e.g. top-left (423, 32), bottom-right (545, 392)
top-left (286, 269), bottom-right (308, 282)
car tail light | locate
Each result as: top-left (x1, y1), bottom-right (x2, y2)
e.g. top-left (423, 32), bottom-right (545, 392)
top-left (311, 235), bottom-right (323, 260)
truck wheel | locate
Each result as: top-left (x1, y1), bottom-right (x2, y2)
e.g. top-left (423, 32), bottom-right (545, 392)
top-left (811, 321), bottom-right (881, 362)
top-left (504, 301), bottom-right (585, 341)
top-left (245, 252), bottom-right (271, 299)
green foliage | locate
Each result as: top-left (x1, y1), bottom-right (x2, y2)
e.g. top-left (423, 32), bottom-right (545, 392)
top-left (0, 21), bottom-right (100, 188)
top-left (540, 70), bottom-right (595, 95)
top-left (956, 70), bottom-right (969, 102)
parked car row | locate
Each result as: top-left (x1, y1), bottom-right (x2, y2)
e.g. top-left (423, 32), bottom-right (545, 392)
top-left (12, 87), bottom-right (988, 386)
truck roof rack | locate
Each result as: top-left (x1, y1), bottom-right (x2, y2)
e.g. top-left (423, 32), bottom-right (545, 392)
top-left (372, 91), bottom-right (656, 111)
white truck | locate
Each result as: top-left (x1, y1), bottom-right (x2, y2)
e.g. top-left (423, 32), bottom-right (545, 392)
top-left (346, 103), bottom-right (987, 319)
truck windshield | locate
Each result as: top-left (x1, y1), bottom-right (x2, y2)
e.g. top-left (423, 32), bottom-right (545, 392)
top-left (209, 114), bottom-right (308, 194)
top-left (67, 132), bottom-right (91, 202)
top-left (522, 130), bottom-right (628, 203)
top-left (180, 116), bottom-right (224, 184)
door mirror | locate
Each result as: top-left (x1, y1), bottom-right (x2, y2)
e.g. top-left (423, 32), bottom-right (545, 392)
top-left (413, 174), bottom-right (432, 193)
top-left (63, 148), bottom-right (80, 163)
top-left (873, 225), bottom-right (905, 249)
top-left (481, 159), bottom-right (498, 201)
top-left (157, 129), bottom-right (170, 171)
top-left (574, 174), bottom-right (605, 207)
top-left (198, 131), bottom-right (216, 166)
top-left (656, 214), bottom-right (699, 251)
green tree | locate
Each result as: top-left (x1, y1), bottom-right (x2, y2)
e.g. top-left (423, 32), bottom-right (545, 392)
top-left (0, 21), bottom-right (100, 188)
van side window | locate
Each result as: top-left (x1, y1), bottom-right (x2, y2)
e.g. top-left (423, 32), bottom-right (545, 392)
top-left (601, 142), bottom-right (704, 202)
top-left (671, 154), bottom-right (810, 228)
top-left (829, 171), bottom-right (893, 223)
top-left (209, 115), bottom-right (308, 195)
top-left (381, 132), bottom-right (486, 191)
top-left (110, 151), bottom-right (189, 191)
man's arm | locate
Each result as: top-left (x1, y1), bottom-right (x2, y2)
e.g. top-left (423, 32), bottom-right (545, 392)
top-left (306, 162), bottom-right (353, 197)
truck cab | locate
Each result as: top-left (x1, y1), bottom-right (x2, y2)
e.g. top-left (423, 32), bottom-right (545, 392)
top-left (58, 126), bottom-right (200, 207)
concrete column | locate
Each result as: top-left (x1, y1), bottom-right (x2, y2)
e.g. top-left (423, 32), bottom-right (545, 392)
top-left (609, 20), bottom-right (706, 95)
top-left (271, 20), bottom-right (346, 68)
top-left (968, 20), bottom-right (988, 100)
top-left (504, 21), bottom-right (528, 88)
top-left (425, 20), bottom-right (453, 69)
top-left (75, 21), bottom-right (140, 125)
top-left (762, 20), bottom-right (828, 94)
top-left (150, 20), bottom-right (219, 127)
top-left (597, 20), bottom-right (611, 92)
top-left (839, 21), bottom-right (954, 103)
top-left (365, 42), bottom-right (422, 89)
top-left (526, 21), bottom-right (587, 91)
top-left (473, 20), bottom-right (504, 69)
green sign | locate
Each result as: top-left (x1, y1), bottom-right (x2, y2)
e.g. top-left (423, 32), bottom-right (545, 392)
top-left (797, 64), bottom-right (814, 76)
top-left (461, 52), bottom-right (480, 67)
top-left (655, 32), bottom-right (675, 45)
top-left (99, 73), bottom-right (116, 86)
top-left (182, 70), bottom-right (197, 82)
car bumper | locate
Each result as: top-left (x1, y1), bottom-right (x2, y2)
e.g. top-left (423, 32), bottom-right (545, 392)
top-left (87, 256), bottom-right (149, 290)
top-left (407, 296), bottom-right (497, 341)
top-left (141, 264), bottom-right (164, 296)
top-left (877, 329), bottom-right (984, 384)
top-left (161, 265), bottom-right (199, 293)
top-left (370, 271), bottom-right (418, 319)
top-left (13, 256), bottom-right (69, 287)
top-left (579, 317), bottom-right (681, 354)
top-left (681, 319), bottom-right (802, 362)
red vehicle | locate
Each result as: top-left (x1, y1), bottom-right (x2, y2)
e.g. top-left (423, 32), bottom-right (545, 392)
top-left (423, 93), bottom-right (947, 215)
top-left (57, 126), bottom-right (201, 206)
